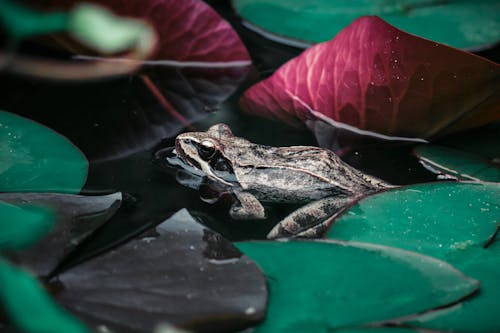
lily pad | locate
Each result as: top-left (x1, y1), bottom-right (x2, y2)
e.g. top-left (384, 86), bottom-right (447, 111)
top-left (0, 259), bottom-right (88, 333)
top-left (240, 17), bottom-right (500, 143)
top-left (326, 182), bottom-right (500, 332)
top-left (1, 192), bottom-right (122, 277)
top-left (336, 329), bottom-right (419, 333)
top-left (413, 126), bottom-right (500, 182)
top-left (41, 0), bottom-right (251, 63)
top-left (0, 111), bottom-right (88, 193)
top-left (52, 209), bottom-right (267, 333)
top-left (414, 145), bottom-right (500, 182)
top-left (233, 0), bottom-right (500, 49)
top-left (4, 0), bottom-right (252, 160)
top-left (0, 201), bottom-right (54, 250)
top-left (236, 240), bottom-right (478, 333)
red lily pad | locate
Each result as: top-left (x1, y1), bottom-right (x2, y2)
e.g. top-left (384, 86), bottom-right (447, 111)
top-left (240, 16), bottom-right (500, 141)
top-left (8, 0), bottom-right (251, 160)
top-left (39, 0), bottom-right (250, 63)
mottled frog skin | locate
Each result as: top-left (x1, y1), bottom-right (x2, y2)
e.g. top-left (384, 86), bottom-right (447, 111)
top-left (168, 124), bottom-right (392, 238)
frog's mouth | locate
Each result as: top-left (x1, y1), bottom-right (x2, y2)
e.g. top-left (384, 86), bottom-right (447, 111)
top-left (172, 143), bottom-right (234, 188)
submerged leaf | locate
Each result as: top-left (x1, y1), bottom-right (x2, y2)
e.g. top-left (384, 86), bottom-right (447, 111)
top-left (327, 182), bottom-right (500, 332)
top-left (233, 0), bottom-right (500, 49)
top-left (236, 240), bottom-right (478, 333)
top-left (53, 209), bottom-right (267, 333)
top-left (1, 192), bottom-right (122, 277)
top-left (240, 16), bottom-right (500, 143)
top-left (0, 111), bottom-right (88, 193)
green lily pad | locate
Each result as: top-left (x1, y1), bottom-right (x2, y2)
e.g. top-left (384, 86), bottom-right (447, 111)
top-left (236, 240), bottom-right (478, 333)
top-left (414, 145), bottom-right (500, 182)
top-left (233, 0), bottom-right (500, 49)
top-left (414, 126), bottom-right (500, 182)
top-left (0, 259), bottom-right (88, 333)
top-left (337, 329), bottom-right (420, 333)
top-left (327, 182), bottom-right (500, 332)
top-left (0, 200), bottom-right (54, 250)
top-left (0, 111), bottom-right (88, 193)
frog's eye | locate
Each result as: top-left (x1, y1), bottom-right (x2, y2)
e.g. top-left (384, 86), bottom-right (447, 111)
top-left (198, 140), bottom-right (216, 160)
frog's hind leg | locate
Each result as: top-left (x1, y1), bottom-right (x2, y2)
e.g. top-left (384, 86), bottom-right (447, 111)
top-left (230, 191), bottom-right (266, 220)
top-left (267, 195), bottom-right (356, 239)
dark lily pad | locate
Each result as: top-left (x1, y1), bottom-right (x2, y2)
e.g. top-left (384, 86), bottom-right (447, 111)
top-left (1, 192), bottom-right (122, 277)
top-left (0, 111), bottom-right (88, 193)
top-left (51, 209), bottom-right (267, 333)
top-left (0, 259), bottom-right (88, 333)
top-left (233, 0), bottom-right (500, 49)
top-left (236, 240), bottom-right (478, 333)
top-left (326, 182), bottom-right (500, 332)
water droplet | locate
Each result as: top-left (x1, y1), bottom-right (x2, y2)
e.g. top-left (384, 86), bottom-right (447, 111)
top-left (245, 307), bottom-right (256, 315)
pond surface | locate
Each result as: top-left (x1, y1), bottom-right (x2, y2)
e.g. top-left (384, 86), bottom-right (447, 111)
top-left (0, 1), bottom-right (498, 271)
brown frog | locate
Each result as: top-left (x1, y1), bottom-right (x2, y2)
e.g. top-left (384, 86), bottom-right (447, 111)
top-left (166, 123), bottom-right (392, 238)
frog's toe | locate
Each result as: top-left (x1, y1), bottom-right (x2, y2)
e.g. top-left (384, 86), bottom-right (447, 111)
top-left (267, 220), bottom-right (301, 239)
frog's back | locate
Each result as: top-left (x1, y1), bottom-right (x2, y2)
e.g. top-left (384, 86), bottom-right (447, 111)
top-left (233, 145), bottom-right (388, 201)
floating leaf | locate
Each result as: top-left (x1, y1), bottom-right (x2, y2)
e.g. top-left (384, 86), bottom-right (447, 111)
top-left (233, 0), bottom-right (500, 49)
top-left (327, 182), bottom-right (500, 332)
top-left (1, 192), bottom-right (122, 277)
top-left (0, 259), bottom-right (88, 333)
top-left (414, 145), bottom-right (500, 182)
top-left (0, 111), bottom-right (88, 193)
top-left (52, 209), bottom-right (267, 333)
top-left (236, 240), bottom-right (478, 333)
top-left (413, 126), bottom-right (500, 182)
top-left (240, 16), bottom-right (500, 143)
top-left (0, 201), bottom-right (54, 250)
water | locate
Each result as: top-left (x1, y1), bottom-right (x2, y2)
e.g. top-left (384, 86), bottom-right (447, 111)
top-left (0, 1), bottom-right (498, 269)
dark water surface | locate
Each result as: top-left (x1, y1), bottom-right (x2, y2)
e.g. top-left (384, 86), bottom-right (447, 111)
top-left (1, 1), bottom-right (498, 271)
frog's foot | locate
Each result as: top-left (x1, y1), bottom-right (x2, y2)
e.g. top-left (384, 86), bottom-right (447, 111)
top-left (267, 196), bottom-right (355, 239)
top-left (230, 191), bottom-right (266, 220)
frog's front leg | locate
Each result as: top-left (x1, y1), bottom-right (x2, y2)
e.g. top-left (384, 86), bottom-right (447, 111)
top-left (230, 191), bottom-right (266, 220)
top-left (267, 195), bottom-right (356, 239)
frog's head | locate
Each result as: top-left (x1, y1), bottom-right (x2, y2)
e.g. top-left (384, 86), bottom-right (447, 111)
top-left (174, 124), bottom-right (237, 186)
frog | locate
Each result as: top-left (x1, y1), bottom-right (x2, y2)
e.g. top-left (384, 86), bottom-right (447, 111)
top-left (164, 123), bottom-right (393, 239)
